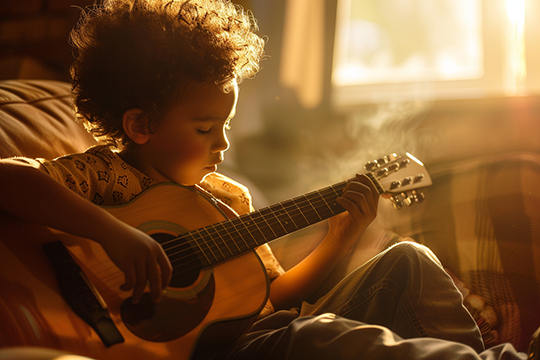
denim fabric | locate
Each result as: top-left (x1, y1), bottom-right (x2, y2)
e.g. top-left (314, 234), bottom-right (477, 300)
top-left (299, 242), bottom-right (484, 351)
top-left (211, 242), bottom-right (524, 360)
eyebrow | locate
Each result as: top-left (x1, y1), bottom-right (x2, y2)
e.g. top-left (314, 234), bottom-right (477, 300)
top-left (192, 117), bottom-right (222, 122)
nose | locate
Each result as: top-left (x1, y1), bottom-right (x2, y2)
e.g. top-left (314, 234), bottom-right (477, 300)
top-left (211, 127), bottom-right (229, 153)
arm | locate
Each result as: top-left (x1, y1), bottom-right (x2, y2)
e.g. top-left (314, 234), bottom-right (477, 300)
top-left (0, 159), bottom-right (172, 303)
top-left (268, 174), bottom-right (380, 310)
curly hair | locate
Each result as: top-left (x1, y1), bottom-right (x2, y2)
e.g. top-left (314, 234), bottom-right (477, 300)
top-left (69, 0), bottom-right (265, 146)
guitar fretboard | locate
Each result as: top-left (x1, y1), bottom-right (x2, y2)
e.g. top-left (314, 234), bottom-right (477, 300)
top-left (167, 179), bottom-right (352, 270)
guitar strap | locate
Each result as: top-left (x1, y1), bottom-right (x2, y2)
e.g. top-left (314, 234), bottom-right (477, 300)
top-left (43, 241), bottom-right (124, 348)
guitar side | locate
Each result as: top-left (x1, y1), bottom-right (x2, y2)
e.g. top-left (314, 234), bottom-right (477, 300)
top-left (0, 183), bottom-right (269, 360)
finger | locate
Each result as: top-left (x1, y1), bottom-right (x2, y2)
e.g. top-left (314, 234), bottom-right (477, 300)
top-left (344, 174), bottom-right (380, 212)
top-left (147, 258), bottom-right (162, 303)
top-left (355, 174), bottom-right (380, 201)
top-left (131, 261), bottom-right (148, 304)
top-left (342, 180), bottom-right (381, 217)
top-left (158, 251), bottom-right (173, 289)
top-left (120, 265), bottom-right (136, 292)
top-left (337, 191), bottom-right (369, 217)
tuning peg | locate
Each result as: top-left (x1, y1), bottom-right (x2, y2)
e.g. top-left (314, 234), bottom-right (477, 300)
top-left (377, 156), bottom-right (389, 165)
top-left (413, 190), bottom-right (425, 203)
top-left (390, 180), bottom-right (401, 190)
top-left (390, 196), bottom-right (404, 210)
top-left (364, 161), bottom-right (378, 172)
top-left (376, 168), bottom-right (389, 177)
top-left (400, 159), bottom-right (410, 168)
top-left (401, 192), bottom-right (414, 206)
top-left (413, 174), bottom-right (424, 183)
top-left (388, 163), bottom-right (399, 172)
top-left (401, 177), bottom-right (413, 186)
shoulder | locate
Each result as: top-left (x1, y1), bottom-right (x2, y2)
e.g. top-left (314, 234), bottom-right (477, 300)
top-left (37, 145), bottom-right (156, 205)
top-left (200, 172), bottom-right (253, 215)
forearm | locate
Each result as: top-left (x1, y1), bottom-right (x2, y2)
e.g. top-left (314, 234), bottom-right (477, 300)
top-left (269, 174), bottom-right (381, 310)
top-left (269, 235), bottom-right (349, 310)
top-left (0, 161), bottom-right (125, 245)
top-left (0, 160), bottom-right (172, 302)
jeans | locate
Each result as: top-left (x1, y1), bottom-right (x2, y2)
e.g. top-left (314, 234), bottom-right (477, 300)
top-left (214, 242), bottom-right (498, 360)
top-left (300, 241), bottom-right (483, 349)
top-left (215, 242), bottom-right (527, 359)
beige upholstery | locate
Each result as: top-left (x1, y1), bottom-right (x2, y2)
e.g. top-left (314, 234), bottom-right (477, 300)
top-left (0, 80), bottom-right (96, 159)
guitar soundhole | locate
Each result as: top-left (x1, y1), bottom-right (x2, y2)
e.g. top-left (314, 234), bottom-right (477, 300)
top-left (151, 232), bottom-right (202, 288)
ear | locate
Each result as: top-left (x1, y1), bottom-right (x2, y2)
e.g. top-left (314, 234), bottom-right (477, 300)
top-left (122, 108), bottom-right (151, 145)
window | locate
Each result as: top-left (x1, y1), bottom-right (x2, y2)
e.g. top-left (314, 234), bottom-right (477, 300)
top-left (331, 0), bottom-right (538, 109)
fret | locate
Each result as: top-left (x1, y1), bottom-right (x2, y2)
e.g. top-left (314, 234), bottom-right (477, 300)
top-left (327, 183), bottom-right (348, 213)
top-left (317, 186), bottom-right (343, 216)
top-left (305, 191), bottom-right (332, 220)
top-left (213, 222), bottom-right (242, 256)
top-left (194, 229), bottom-right (221, 263)
top-left (201, 227), bottom-right (227, 262)
top-left (281, 197), bottom-right (310, 229)
top-left (313, 188), bottom-right (341, 219)
top-left (239, 213), bottom-right (266, 246)
top-left (176, 177), bottom-right (360, 267)
top-left (292, 195), bottom-right (320, 225)
top-left (260, 207), bottom-right (288, 238)
top-left (222, 220), bottom-right (250, 253)
top-left (248, 211), bottom-right (277, 242)
top-left (204, 225), bottom-right (232, 258)
top-left (269, 202), bottom-right (298, 233)
top-left (230, 217), bottom-right (259, 250)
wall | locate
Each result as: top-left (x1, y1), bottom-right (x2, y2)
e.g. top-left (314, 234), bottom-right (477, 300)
top-left (0, 0), bottom-right (95, 80)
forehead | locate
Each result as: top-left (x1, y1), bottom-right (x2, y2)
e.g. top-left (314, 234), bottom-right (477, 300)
top-left (162, 81), bottom-right (237, 124)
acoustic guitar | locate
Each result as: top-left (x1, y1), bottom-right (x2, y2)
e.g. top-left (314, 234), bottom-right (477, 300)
top-left (0, 153), bottom-right (431, 360)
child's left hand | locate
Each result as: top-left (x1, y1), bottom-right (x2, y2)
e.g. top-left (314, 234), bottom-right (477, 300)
top-left (325, 173), bottom-right (380, 256)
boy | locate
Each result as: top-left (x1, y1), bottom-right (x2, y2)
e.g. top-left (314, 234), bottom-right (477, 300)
top-left (2, 0), bottom-right (534, 359)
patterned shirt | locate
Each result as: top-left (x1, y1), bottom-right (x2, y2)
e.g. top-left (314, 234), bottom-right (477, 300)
top-left (31, 145), bottom-right (285, 318)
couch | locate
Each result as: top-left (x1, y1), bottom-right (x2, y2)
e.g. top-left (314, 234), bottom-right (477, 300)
top-left (0, 79), bottom-right (539, 357)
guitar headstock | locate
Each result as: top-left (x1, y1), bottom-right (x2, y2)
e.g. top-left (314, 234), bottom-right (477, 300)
top-left (365, 152), bottom-right (432, 210)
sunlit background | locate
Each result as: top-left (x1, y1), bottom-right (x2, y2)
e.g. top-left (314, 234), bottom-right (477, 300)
top-left (1, 1), bottom-right (539, 354)
top-left (1, 0), bottom-right (540, 204)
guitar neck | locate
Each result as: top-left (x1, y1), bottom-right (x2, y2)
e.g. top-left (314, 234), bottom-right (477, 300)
top-left (176, 178), bottom-right (354, 269)
top-left (165, 152), bottom-right (431, 270)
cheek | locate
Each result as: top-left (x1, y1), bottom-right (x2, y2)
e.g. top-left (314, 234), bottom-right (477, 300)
top-left (158, 135), bottom-right (205, 164)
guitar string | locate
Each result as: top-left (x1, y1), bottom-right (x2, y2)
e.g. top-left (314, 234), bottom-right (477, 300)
top-left (83, 184), bottom-right (347, 285)
top-left (166, 182), bottom-right (344, 260)
top-left (91, 164), bottom-right (413, 284)
top-left (88, 174), bottom-right (383, 282)
top-left (159, 182), bottom-right (349, 278)
top-left (166, 183), bottom-right (346, 268)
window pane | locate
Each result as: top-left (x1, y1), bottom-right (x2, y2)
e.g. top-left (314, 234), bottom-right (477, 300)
top-left (333, 0), bottom-right (484, 86)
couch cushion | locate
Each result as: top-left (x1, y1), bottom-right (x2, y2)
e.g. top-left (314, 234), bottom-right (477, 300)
top-left (0, 79), bottom-right (97, 159)
top-left (380, 152), bottom-right (540, 351)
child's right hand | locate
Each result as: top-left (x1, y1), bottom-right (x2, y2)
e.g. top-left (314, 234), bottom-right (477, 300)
top-left (0, 160), bottom-right (172, 304)
top-left (97, 222), bottom-right (172, 304)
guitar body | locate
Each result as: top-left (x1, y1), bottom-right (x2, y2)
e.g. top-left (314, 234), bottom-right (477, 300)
top-left (0, 184), bottom-right (269, 360)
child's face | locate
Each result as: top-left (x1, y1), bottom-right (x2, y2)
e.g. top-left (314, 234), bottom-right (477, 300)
top-left (139, 81), bottom-right (237, 185)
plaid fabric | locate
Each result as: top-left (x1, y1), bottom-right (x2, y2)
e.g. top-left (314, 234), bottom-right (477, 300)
top-left (379, 151), bottom-right (540, 352)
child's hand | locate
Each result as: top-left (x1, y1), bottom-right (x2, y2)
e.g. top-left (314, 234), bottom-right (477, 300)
top-left (98, 223), bottom-right (173, 304)
top-left (326, 174), bottom-right (380, 255)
